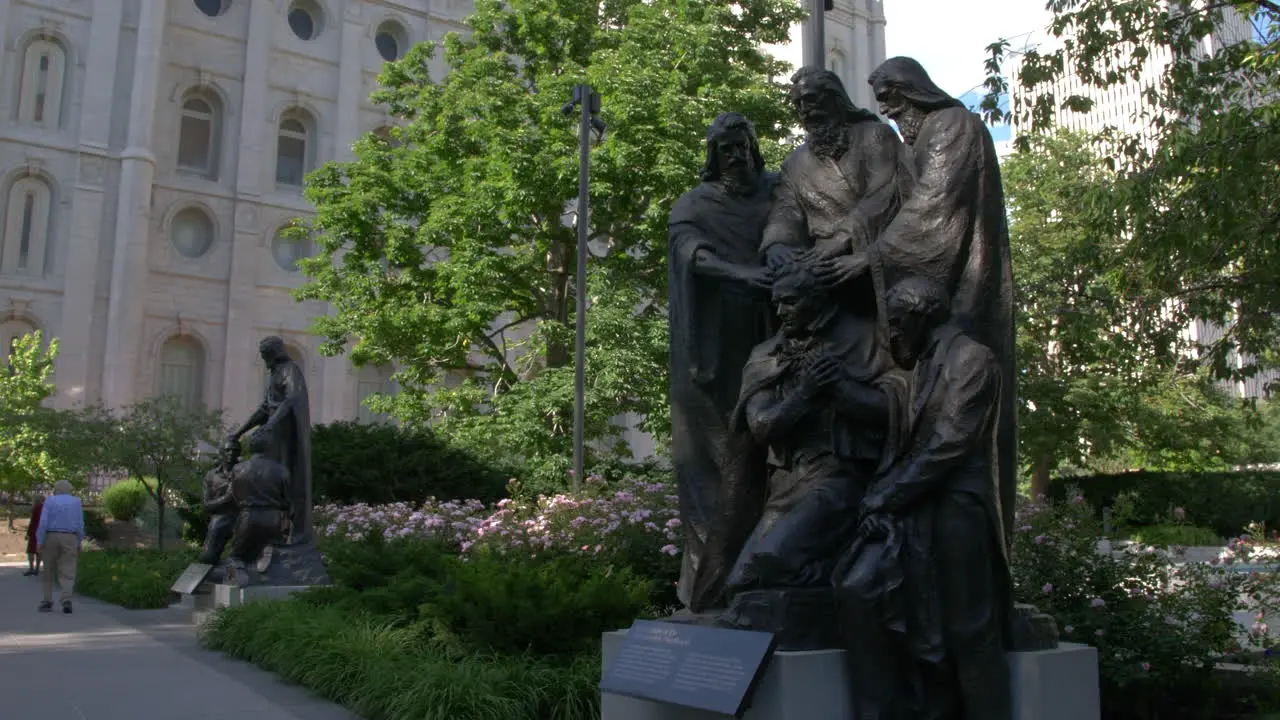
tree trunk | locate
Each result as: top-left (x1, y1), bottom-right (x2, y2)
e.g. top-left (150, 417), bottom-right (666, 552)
top-left (156, 496), bottom-right (165, 552)
top-left (1030, 456), bottom-right (1053, 501)
top-left (544, 234), bottom-right (572, 370)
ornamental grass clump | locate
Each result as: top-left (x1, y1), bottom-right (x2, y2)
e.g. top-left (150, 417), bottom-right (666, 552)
top-left (200, 600), bottom-right (601, 720)
top-left (76, 548), bottom-right (197, 609)
top-left (1013, 492), bottom-right (1280, 718)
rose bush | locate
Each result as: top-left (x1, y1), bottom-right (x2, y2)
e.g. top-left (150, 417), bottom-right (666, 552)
top-left (1013, 492), bottom-right (1280, 718)
top-left (316, 473), bottom-right (684, 602)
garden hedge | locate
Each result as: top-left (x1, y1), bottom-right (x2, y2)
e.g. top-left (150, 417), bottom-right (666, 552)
top-left (1047, 470), bottom-right (1280, 538)
top-left (311, 421), bottom-right (515, 506)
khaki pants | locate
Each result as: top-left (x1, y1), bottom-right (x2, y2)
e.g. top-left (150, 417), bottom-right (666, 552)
top-left (40, 532), bottom-right (79, 604)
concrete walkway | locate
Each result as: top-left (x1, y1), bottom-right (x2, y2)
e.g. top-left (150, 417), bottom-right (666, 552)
top-left (0, 563), bottom-right (360, 720)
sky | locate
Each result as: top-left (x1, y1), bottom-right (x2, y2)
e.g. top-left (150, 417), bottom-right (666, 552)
top-left (882, 0), bottom-right (1052, 99)
top-left (881, 0), bottom-right (1053, 141)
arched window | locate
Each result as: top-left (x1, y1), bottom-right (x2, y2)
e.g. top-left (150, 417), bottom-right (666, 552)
top-left (356, 364), bottom-right (395, 424)
top-left (17, 40), bottom-right (66, 128)
top-left (2, 177), bottom-right (53, 276)
top-left (275, 111), bottom-right (312, 187)
top-left (0, 320), bottom-right (38, 366)
top-left (157, 335), bottom-right (205, 409)
top-left (178, 91), bottom-right (221, 177)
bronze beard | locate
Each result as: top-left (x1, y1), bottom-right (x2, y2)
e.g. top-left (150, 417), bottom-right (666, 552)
top-left (807, 121), bottom-right (851, 160)
top-left (895, 106), bottom-right (927, 145)
top-left (719, 165), bottom-right (760, 197)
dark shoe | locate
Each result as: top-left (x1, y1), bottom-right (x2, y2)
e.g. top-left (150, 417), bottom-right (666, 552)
top-left (38, 601), bottom-right (53, 613)
top-left (62, 601), bottom-right (72, 614)
top-left (22, 570), bottom-right (35, 576)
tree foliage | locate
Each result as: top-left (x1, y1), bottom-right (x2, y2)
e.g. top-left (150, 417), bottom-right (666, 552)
top-left (295, 0), bottom-right (802, 486)
top-left (1002, 132), bottom-right (1267, 487)
top-left (0, 332), bottom-right (66, 498)
top-left (89, 397), bottom-right (223, 550)
top-left (984, 0), bottom-right (1280, 388)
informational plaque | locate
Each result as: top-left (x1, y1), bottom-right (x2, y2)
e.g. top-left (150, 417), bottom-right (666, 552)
top-left (170, 562), bottom-right (215, 595)
top-left (600, 619), bottom-right (777, 717)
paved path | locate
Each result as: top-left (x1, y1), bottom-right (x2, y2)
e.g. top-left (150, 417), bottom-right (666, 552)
top-left (0, 563), bottom-right (360, 720)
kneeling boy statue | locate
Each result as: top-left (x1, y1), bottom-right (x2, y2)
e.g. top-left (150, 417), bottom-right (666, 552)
top-left (224, 432), bottom-right (292, 584)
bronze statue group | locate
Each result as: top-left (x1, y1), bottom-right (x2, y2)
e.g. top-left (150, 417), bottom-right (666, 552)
top-left (668, 57), bottom-right (1017, 720)
top-left (199, 336), bottom-right (313, 580)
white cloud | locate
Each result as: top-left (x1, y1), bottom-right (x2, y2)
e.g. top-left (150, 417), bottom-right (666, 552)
top-left (883, 1), bottom-right (1053, 98)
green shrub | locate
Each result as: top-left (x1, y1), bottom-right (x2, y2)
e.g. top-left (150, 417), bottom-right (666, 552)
top-left (425, 549), bottom-right (651, 657)
top-left (1048, 470), bottom-right (1280, 538)
top-left (1129, 523), bottom-right (1222, 547)
top-left (83, 508), bottom-right (109, 544)
top-left (76, 548), bottom-right (196, 609)
top-left (201, 600), bottom-right (600, 720)
top-left (1013, 494), bottom-right (1280, 718)
top-left (100, 479), bottom-right (152, 522)
top-left (309, 535), bottom-right (651, 657)
top-left (312, 421), bottom-right (514, 505)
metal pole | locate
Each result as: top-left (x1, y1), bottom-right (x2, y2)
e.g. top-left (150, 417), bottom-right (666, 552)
top-left (572, 84), bottom-right (591, 490)
top-left (803, 0), bottom-right (826, 69)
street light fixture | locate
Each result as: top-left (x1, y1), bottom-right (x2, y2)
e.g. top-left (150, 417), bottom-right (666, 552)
top-left (561, 84), bottom-right (605, 490)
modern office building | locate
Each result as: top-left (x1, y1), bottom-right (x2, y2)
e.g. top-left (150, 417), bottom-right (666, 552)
top-left (1007, 5), bottom-right (1253, 137)
top-left (0, 0), bottom-right (885, 433)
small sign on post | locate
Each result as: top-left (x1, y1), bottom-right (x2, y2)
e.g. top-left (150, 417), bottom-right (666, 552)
top-left (600, 620), bottom-right (777, 718)
top-left (170, 562), bottom-right (215, 595)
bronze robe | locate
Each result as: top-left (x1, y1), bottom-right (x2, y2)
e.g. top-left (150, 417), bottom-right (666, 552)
top-left (668, 172), bottom-right (776, 611)
top-left (761, 120), bottom-right (904, 260)
top-left (867, 106), bottom-right (1018, 546)
top-left (249, 359), bottom-right (313, 545)
top-left (839, 326), bottom-right (1012, 720)
top-left (728, 310), bottom-right (908, 592)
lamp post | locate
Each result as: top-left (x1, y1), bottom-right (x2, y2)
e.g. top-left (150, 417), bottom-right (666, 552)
top-left (804, 0), bottom-right (833, 69)
top-left (562, 84), bottom-right (605, 490)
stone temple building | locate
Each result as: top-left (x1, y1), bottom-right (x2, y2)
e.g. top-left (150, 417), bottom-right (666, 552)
top-left (0, 0), bottom-right (884, 430)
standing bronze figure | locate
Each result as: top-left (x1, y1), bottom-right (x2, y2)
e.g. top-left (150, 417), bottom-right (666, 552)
top-left (668, 113), bottom-right (777, 612)
top-left (228, 336), bottom-right (314, 545)
top-left (761, 67), bottom-right (904, 272)
top-left (816, 57), bottom-right (1018, 547)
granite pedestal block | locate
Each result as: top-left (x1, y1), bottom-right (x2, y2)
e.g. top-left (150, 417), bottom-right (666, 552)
top-left (212, 583), bottom-right (314, 609)
top-left (601, 631), bottom-right (1100, 720)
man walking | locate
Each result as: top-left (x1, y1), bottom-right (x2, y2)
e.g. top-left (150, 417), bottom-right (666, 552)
top-left (36, 480), bottom-right (85, 614)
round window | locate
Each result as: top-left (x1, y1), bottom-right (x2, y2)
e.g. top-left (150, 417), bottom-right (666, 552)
top-left (194, 0), bottom-right (230, 17)
top-left (375, 31), bottom-right (399, 62)
top-left (170, 207), bottom-right (215, 259)
top-left (287, 1), bottom-right (325, 41)
top-left (271, 229), bottom-right (313, 272)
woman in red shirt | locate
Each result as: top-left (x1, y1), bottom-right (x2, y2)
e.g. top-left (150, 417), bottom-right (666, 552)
top-left (24, 495), bottom-right (44, 576)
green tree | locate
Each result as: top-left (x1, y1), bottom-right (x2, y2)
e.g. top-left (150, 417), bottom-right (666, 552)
top-left (95, 397), bottom-right (223, 550)
top-left (1005, 132), bottom-right (1268, 493)
top-left (294, 0), bottom-right (802, 488)
top-left (0, 332), bottom-right (61, 526)
top-left (983, 1), bottom-right (1280, 391)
